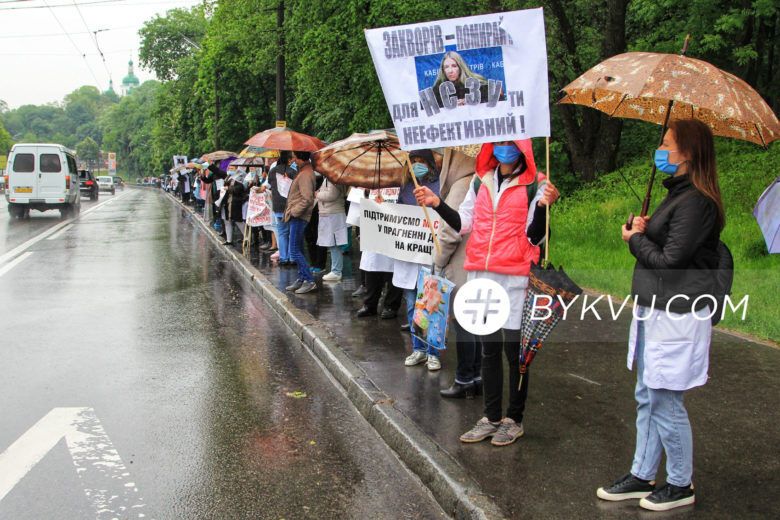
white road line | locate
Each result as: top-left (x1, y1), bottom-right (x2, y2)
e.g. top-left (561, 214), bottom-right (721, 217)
top-left (568, 373), bottom-right (602, 386)
top-left (0, 192), bottom-right (131, 263)
top-left (0, 407), bottom-right (148, 518)
top-left (0, 252), bottom-right (33, 278)
top-left (46, 223), bottom-right (74, 240)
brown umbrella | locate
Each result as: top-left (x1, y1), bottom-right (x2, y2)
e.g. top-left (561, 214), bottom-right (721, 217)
top-left (202, 150), bottom-right (238, 162)
top-left (311, 130), bottom-right (408, 189)
top-left (560, 39), bottom-right (780, 217)
top-left (244, 127), bottom-right (326, 152)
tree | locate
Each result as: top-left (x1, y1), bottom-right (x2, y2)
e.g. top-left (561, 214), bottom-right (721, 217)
top-left (139, 6), bottom-right (208, 81)
top-left (0, 121), bottom-right (12, 155)
top-left (76, 136), bottom-right (99, 170)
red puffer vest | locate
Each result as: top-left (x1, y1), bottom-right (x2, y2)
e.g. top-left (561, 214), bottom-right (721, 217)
top-left (463, 140), bottom-right (546, 275)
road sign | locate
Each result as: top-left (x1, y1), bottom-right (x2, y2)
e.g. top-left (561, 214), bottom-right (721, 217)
top-left (275, 120), bottom-right (286, 128)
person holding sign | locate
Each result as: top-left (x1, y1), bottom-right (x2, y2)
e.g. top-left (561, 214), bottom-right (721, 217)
top-left (268, 152), bottom-right (297, 265)
top-left (414, 140), bottom-right (559, 447)
top-left (283, 151), bottom-right (318, 295)
top-left (395, 149), bottom-right (442, 371)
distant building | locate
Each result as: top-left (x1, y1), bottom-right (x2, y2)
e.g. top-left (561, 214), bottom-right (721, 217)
top-left (105, 79), bottom-right (116, 96)
top-left (120, 60), bottom-right (140, 96)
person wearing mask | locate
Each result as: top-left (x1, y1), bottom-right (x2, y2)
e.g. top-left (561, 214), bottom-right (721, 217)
top-left (217, 175), bottom-right (248, 247)
top-left (596, 119), bottom-right (724, 511)
top-left (395, 149), bottom-right (442, 371)
top-left (415, 140), bottom-right (559, 447)
top-left (284, 151), bottom-right (318, 294)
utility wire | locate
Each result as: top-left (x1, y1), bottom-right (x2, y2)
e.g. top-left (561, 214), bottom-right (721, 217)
top-left (71, 0), bottom-right (112, 83)
top-left (0, 0), bottom-right (197, 10)
top-left (42, 0), bottom-right (101, 87)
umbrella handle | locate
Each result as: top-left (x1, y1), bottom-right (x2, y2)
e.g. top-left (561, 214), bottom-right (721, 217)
top-left (406, 158), bottom-right (442, 256)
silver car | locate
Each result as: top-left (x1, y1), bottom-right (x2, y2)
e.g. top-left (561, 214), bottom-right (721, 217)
top-left (96, 176), bottom-right (115, 195)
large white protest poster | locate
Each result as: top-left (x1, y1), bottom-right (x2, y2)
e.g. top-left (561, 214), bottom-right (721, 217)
top-left (365, 8), bottom-right (549, 150)
top-left (360, 199), bottom-right (441, 264)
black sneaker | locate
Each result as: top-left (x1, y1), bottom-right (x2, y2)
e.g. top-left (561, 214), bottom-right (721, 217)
top-left (639, 483), bottom-right (695, 511)
top-left (596, 473), bottom-right (655, 501)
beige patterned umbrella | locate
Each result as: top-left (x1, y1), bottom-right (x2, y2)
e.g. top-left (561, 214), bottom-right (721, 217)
top-left (201, 150), bottom-right (238, 162)
top-left (312, 131), bottom-right (409, 189)
top-left (560, 51), bottom-right (780, 146)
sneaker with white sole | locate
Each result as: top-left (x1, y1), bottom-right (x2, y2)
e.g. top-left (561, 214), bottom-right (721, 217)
top-left (404, 350), bottom-right (428, 366)
top-left (295, 281), bottom-right (318, 294)
top-left (426, 355), bottom-right (441, 371)
top-left (639, 483), bottom-right (694, 511)
top-left (322, 271), bottom-right (342, 282)
top-left (596, 473), bottom-right (655, 501)
top-left (490, 418), bottom-right (524, 446)
top-left (459, 417), bottom-right (500, 443)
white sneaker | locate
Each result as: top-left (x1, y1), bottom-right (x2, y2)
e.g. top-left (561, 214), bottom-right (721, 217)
top-left (404, 351), bottom-right (428, 366)
top-left (426, 355), bottom-right (441, 371)
top-left (322, 271), bottom-right (342, 282)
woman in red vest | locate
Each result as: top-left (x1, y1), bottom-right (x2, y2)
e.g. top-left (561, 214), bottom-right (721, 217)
top-left (415, 140), bottom-right (559, 446)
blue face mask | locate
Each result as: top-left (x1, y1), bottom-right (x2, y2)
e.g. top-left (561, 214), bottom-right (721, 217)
top-left (493, 144), bottom-right (521, 165)
top-left (654, 149), bottom-right (679, 175)
top-left (412, 163), bottom-right (429, 178)
top-left (290, 161), bottom-right (299, 172)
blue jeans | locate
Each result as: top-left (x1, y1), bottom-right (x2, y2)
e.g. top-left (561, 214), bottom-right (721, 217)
top-left (405, 288), bottom-right (437, 357)
top-left (289, 217), bottom-right (313, 283)
top-left (274, 212), bottom-right (291, 261)
top-left (328, 246), bottom-right (343, 275)
top-left (631, 315), bottom-right (693, 487)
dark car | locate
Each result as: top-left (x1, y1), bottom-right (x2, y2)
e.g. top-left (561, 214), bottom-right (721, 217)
top-left (78, 169), bottom-right (99, 200)
top-left (112, 176), bottom-right (125, 190)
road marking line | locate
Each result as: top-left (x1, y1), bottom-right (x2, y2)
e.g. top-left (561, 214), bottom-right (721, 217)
top-left (568, 373), bottom-right (602, 386)
top-left (0, 192), bottom-right (131, 264)
top-left (0, 252), bottom-right (33, 278)
top-left (0, 407), bottom-right (148, 518)
top-left (46, 224), bottom-right (73, 240)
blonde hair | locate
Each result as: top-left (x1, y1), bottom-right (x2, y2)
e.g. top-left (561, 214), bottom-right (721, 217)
top-left (433, 51), bottom-right (487, 88)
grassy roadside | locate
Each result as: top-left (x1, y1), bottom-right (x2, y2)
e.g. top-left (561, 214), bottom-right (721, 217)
top-left (551, 140), bottom-right (780, 343)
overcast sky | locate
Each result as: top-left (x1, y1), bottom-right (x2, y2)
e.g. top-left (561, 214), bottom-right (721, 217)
top-left (0, 0), bottom-right (203, 109)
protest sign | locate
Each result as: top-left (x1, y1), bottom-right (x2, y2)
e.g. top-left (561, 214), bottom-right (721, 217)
top-left (359, 199), bottom-right (441, 263)
top-left (412, 267), bottom-right (455, 351)
top-left (365, 8), bottom-right (549, 150)
top-left (246, 189), bottom-right (272, 227)
top-left (173, 155), bottom-right (187, 168)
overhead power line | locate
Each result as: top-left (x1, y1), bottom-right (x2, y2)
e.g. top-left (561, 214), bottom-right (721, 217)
top-left (0, 0), bottom-right (197, 10)
top-left (42, 0), bottom-right (102, 87)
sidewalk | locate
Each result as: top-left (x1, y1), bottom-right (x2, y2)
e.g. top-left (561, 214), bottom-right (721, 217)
top-left (174, 195), bottom-right (780, 519)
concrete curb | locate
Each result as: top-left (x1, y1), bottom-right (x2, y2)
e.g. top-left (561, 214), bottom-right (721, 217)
top-left (164, 192), bottom-right (508, 520)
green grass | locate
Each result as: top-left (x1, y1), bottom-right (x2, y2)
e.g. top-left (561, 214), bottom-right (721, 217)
top-left (551, 140), bottom-right (780, 343)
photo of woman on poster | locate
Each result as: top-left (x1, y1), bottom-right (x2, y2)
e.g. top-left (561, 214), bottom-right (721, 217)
top-left (432, 50), bottom-right (503, 108)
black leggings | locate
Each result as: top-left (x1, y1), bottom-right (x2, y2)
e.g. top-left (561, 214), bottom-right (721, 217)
top-left (480, 328), bottom-right (529, 423)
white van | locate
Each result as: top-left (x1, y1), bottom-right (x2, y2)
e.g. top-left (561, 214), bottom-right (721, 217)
top-left (4, 143), bottom-right (81, 219)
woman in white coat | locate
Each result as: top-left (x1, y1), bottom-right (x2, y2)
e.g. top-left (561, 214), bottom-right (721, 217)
top-left (597, 119), bottom-right (726, 511)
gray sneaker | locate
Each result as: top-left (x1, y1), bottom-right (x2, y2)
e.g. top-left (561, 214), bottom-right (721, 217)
top-left (490, 418), bottom-right (524, 446)
top-left (295, 281), bottom-right (318, 294)
top-left (286, 279), bottom-right (304, 292)
top-left (459, 417), bottom-right (500, 443)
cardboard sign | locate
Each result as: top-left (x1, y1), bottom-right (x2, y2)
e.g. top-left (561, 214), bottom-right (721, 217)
top-left (246, 189), bottom-right (272, 227)
top-left (365, 8), bottom-right (550, 150)
top-left (359, 199), bottom-right (441, 263)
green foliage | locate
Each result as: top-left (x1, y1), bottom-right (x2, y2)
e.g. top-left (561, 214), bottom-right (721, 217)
top-left (76, 136), bottom-right (99, 169)
top-left (139, 5), bottom-right (208, 81)
top-left (0, 119), bottom-right (12, 155)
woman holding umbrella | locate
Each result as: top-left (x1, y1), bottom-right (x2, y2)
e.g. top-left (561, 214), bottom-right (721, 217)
top-left (596, 119), bottom-right (725, 511)
top-left (414, 140), bottom-right (558, 447)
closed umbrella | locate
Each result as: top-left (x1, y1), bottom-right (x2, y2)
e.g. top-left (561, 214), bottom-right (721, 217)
top-left (753, 175), bottom-right (780, 253)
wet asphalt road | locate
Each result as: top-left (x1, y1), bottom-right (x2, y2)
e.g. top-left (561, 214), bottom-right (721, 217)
top-left (0, 190), bottom-right (446, 520)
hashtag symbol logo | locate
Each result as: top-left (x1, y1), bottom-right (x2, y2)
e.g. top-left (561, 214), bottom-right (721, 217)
top-left (463, 288), bottom-right (502, 325)
top-left (454, 279), bottom-right (511, 335)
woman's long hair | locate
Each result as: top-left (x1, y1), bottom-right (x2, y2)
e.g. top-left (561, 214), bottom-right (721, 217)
top-left (669, 119), bottom-right (726, 231)
top-left (433, 51), bottom-right (487, 88)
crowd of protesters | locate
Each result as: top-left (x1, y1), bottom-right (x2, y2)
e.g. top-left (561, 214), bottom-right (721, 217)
top-left (161, 124), bottom-right (723, 512)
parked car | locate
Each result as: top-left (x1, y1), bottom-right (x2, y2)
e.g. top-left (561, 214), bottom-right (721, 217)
top-left (96, 176), bottom-right (115, 195)
top-left (79, 169), bottom-right (99, 200)
top-left (5, 143), bottom-right (81, 219)
top-left (112, 176), bottom-right (125, 190)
